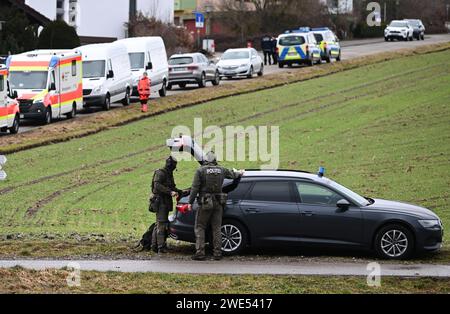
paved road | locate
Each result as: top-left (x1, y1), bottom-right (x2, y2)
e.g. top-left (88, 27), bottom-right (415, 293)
top-left (2, 34), bottom-right (449, 136)
top-left (1, 259), bottom-right (450, 277)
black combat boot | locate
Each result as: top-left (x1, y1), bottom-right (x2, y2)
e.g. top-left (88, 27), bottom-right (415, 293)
top-left (158, 247), bottom-right (169, 254)
top-left (213, 255), bottom-right (222, 261)
top-left (191, 254), bottom-right (206, 261)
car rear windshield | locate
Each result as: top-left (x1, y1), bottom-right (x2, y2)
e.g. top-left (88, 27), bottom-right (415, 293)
top-left (390, 21), bottom-right (408, 27)
top-left (9, 71), bottom-right (48, 90)
top-left (222, 51), bottom-right (249, 60)
top-left (129, 52), bottom-right (145, 69)
top-left (83, 60), bottom-right (106, 78)
top-left (169, 57), bottom-right (194, 65)
top-left (279, 36), bottom-right (305, 46)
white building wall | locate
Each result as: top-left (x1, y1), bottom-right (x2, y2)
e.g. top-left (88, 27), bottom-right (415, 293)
top-left (138, 0), bottom-right (174, 24)
top-left (76, 0), bottom-right (129, 39)
top-left (25, 0), bottom-right (174, 40)
top-left (25, 0), bottom-right (58, 20)
top-left (320, 0), bottom-right (353, 14)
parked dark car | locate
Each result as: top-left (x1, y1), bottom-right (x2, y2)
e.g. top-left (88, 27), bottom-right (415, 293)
top-left (404, 19), bottom-right (425, 40)
top-left (169, 170), bottom-right (443, 260)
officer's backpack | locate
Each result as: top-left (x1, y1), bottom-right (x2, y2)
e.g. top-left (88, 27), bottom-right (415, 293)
top-left (134, 223), bottom-right (156, 251)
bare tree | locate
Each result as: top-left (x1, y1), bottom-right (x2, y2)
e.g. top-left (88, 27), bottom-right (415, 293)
top-left (217, 0), bottom-right (331, 43)
top-left (127, 12), bottom-right (194, 57)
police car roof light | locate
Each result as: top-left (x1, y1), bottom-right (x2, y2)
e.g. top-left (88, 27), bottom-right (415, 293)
top-left (284, 27), bottom-right (311, 34)
top-left (318, 167), bottom-right (325, 178)
top-left (311, 27), bottom-right (330, 31)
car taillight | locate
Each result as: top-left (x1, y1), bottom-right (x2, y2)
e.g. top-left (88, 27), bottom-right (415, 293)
top-left (275, 47), bottom-right (279, 55)
top-left (176, 204), bottom-right (189, 214)
top-left (187, 66), bottom-right (198, 71)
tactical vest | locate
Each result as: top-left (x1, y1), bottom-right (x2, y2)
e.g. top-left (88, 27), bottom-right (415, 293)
top-left (201, 166), bottom-right (224, 194)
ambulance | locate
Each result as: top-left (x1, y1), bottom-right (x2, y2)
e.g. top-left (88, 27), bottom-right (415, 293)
top-left (311, 27), bottom-right (341, 63)
top-left (277, 28), bottom-right (322, 68)
top-left (7, 50), bottom-right (83, 124)
top-left (0, 66), bottom-right (20, 134)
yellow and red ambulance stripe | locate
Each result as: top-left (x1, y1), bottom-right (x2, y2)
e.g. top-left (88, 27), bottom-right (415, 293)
top-left (9, 61), bottom-right (50, 72)
top-left (48, 83), bottom-right (83, 109)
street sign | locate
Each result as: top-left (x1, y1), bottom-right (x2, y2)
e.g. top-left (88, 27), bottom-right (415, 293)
top-left (0, 155), bottom-right (7, 181)
top-left (195, 12), bottom-right (205, 28)
top-left (0, 155), bottom-right (6, 165)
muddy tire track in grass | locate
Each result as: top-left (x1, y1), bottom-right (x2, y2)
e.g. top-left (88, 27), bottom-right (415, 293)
top-left (25, 181), bottom-right (88, 217)
top-left (24, 156), bottom-right (165, 216)
top-left (1, 63), bottom-right (443, 197)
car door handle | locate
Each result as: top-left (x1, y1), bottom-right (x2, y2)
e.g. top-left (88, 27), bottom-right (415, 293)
top-left (245, 208), bottom-right (260, 214)
top-left (301, 211), bottom-right (314, 217)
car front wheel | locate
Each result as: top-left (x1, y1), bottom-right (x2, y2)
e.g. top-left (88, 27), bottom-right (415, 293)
top-left (221, 220), bottom-right (248, 255)
top-left (374, 224), bottom-right (414, 260)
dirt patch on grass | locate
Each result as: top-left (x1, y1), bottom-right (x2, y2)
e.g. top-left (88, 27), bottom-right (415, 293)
top-left (1, 43), bottom-right (449, 155)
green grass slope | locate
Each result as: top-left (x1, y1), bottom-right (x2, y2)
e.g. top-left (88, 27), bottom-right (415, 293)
top-left (0, 50), bottom-right (449, 250)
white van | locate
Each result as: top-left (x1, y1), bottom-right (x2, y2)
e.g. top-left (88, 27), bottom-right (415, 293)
top-left (78, 42), bottom-right (133, 110)
top-left (116, 37), bottom-right (169, 98)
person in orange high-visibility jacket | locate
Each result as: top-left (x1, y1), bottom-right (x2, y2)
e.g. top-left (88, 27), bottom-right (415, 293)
top-left (138, 72), bottom-right (151, 112)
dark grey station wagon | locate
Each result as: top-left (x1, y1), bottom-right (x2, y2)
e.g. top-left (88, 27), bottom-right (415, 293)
top-left (169, 170), bottom-right (443, 260)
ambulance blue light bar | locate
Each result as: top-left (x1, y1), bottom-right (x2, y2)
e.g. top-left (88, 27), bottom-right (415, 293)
top-left (318, 167), bottom-right (325, 178)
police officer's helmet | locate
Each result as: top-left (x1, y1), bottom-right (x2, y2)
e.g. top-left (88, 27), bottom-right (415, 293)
top-left (165, 155), bottom-right (178, 170)
top-left (204, 151), bottom-right (217, 164)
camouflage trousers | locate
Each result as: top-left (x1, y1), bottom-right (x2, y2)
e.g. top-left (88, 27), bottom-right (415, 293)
top-left (194, 204), bottom-right (224, 257)
top-left (151, 205), bottom-right (171, 250)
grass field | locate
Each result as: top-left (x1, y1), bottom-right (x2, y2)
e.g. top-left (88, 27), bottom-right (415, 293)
top-left (0, 49), bottom-right (449, 256)
top-left (1, 267), bottom-right (449, 294)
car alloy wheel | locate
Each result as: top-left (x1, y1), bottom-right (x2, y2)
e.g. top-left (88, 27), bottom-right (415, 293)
top-left (380, 229), bottom-right (408, 258)
top-left (221, 224), bottom-right (242, 253)
top-left (212, 71), bottom-right (220, 86)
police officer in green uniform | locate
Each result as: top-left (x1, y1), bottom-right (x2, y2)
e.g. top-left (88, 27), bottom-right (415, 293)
top-left (187, 152), bottom-right (244, 261)
top-left (151, 156), bottom-right (182, 253)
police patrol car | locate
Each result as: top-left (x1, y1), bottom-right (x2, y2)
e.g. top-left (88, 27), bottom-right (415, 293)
top-left (277, 27), bottom-right (321, 68)
top-left (311, 27), bottom-right (341, 63)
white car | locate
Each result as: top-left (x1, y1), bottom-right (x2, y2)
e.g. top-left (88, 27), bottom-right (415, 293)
top-left (385, 20), bottom-right (414, 41)
top-left (217, 48), bottom-right (264, 79)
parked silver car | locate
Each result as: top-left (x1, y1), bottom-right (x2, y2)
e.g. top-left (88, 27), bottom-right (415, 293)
top-left (217, 48), bottom-right (264, 79)
top-left (167, 53), bottom-right (220, 89)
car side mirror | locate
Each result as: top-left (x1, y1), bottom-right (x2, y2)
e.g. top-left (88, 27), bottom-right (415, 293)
top-left (107, 70), bottom-right (114, 79)
top-left (146, 62), bottom-right (153, 70)
top-left (337, 199), bottom-right (351, 210)
top-left (10, 90), bottom-right (18, 99)
top-left (49, 83), bottom-right (56, 91)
